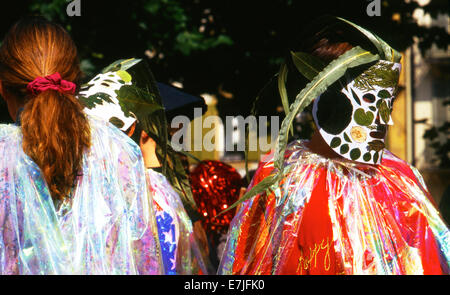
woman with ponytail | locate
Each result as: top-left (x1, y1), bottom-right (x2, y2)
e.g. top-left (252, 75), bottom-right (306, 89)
top-left (0, 17), bottom-right (163, 274)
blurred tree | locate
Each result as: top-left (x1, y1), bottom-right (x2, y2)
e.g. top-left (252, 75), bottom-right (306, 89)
top-left (0, 0), bottom-right (448, 125)
top-left (423, 98), bottom-right (450, 168)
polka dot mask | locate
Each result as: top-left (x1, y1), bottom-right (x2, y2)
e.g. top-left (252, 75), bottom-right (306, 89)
top-left (312, 60), bottom-right (401, 164)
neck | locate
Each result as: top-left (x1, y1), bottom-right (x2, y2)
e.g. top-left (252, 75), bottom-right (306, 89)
top-left (2, 91), bottom-right (24, 123)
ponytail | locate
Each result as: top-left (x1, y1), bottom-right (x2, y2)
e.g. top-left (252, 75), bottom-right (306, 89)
top-left (20, 90), bottom-right (90, 200)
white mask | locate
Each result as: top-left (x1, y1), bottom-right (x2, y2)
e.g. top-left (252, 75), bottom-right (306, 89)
top-left (78, 59), bottom-right (142, 131)
top-left (312, 60), bottom-right (401, 164)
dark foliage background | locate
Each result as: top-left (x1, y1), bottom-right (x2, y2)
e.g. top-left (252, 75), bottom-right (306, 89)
top-left (0, 0), bottom-right (448, 128)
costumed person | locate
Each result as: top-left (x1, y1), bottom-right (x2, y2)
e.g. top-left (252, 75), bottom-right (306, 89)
top-left (218, 16), bottom-right (450, 275)
top-left (0, 17), bottom-right (162, 274)
top-left (78, 58), bottom-right (212, 274)
top-left (190, 160), bottom-right (245, 269)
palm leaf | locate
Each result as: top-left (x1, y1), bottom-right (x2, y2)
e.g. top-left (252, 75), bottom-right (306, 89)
top-left (277, 63), bottom-right (290, 117)
top-left (277, 62), bottom-right (295, 137)
top-left (290, 51), bottom-right (326, 81)
top-left (169, 142), bottom-right (203, 163)
top-left (244, 74), bottom-right (278, 182)
top-left (217, 172), bottom-right (280, 216)
top-left (336, 17), bottom-right (401, 63)
top-left (101, 58), bottom-right (142, 73)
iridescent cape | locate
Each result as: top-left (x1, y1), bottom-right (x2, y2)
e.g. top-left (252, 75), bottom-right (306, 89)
top-left (0, 116), bottom-right (163, 274)
top-left (147, 169), bottom-right (209, 275)
top-left (218, 141), bottom-right (450, 275)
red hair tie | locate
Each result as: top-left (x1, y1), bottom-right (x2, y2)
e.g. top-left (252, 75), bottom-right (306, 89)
top-left (27, 72), bottom-right (76, 96)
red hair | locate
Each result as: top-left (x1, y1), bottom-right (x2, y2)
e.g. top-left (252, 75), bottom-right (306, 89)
top-left (0, 17), bottom-right (90, 201)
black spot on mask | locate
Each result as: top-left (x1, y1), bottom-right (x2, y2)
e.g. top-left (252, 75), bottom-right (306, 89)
top-left (316, 90), bottom-right (353, 135)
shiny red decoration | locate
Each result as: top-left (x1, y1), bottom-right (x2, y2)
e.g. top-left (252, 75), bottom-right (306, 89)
top-left (190, 160), bottom-right (244, 233)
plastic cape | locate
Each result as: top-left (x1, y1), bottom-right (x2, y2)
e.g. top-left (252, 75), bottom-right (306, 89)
top-left (218, 140), bottom-right (450, 275)
top-left (147, 169), bottom-right (209, 274)
top-left (0, 115), bottom-right (163, 274)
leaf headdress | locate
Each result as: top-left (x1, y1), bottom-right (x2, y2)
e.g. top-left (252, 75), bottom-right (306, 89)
top-left (223, 16), bottom-right (402, 215)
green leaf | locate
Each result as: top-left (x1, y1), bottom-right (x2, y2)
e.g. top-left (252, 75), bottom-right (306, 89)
top-left (373, 151), bottom-right (380, 163)
top-left (118, 58), bottom-right (142, 71)
top-left (116, 70), bottom-right (132, 83)
top-left (169, 142), bottom-right (202, 163)
top-left (336, 17), bottom-right (401, 63)
top-left (115, 85), bottom-right (164, 118)
top-left (377, 89), bottom-right (391, 98)
top-left (368, 140), bottom-right (385, 152)
top-left (330, 137), bottom-right (341, 148)
top-left (80, 83), bottom-right (94, 91)
top-left (245, 74), bottom-right (278, 183)
top-left (217, 173), bottom-right (280, 216)
top-left (174, 31), bottom-right (233, 55)
top-left (95, 92), bottom-right (114, 104)
top-left (354, 62), bottom-right (400, 92)
top-left (340, 144), bottom-right (349, 154)
top-left (101, 61), bottom-right (121, 73)
top-left (101, 58), bottom-right (141, 73)
top-left (363, 152), bottom-right (372, 162)
top-left (109, 117), bottom-right (125, 129)
top-left (378, 101), bottom-right (390, 123)
top-left (144, 1), bottom-right (160, 14)
top-left (278, 63), bottom-right (290, 117)
top-left (354, 108), bottom-right (375, 126)
top-left (350, 148), bottom-right (361, 160)
top-left (343, 132), bottom-right (352, 143)
top-left (78, 94), bottom-right (103, 109)
top-left (351, 89), bottom-right (361, 105)
top-left (290, 51), bottom-right (326, 81)
top-left (277, 63), bottom-right (293, 136)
